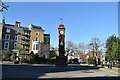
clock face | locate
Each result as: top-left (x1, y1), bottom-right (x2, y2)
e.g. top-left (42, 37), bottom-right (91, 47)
top-left (60, 31), bottom-right (64, 34)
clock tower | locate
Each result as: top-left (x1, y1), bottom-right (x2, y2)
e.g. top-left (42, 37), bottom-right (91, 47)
top-left (56, 23), bottom-right (67, 66)
top-left (58, 24), bottom-right (65, 57)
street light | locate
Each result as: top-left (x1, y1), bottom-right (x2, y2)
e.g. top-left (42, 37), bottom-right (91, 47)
top-left (90, 43), bottom-right (97, 66)
top-left (90, 43), bottom-right (95, 57)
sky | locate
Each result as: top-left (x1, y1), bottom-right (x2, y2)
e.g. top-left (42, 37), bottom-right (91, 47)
top-left (2, 2), bottom-right (118, 47)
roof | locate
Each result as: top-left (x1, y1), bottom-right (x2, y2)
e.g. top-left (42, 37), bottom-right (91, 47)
top-left (2, 21), bottom-right (45, 32)
top-left (21, 27), bottom-right (30, 31)
top-left (32, 24), bottom-right (43, 30)
top-left (5, 24), bottom-right (14, 26)
top-left (44, 34), bottom-right (50, 36)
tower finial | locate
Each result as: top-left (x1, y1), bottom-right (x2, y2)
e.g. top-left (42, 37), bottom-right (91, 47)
top-left (60, 18), bottom-right (63, 24)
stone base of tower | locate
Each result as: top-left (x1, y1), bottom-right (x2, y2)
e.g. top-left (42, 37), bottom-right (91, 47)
top-left (55, 56), bottom-right (68, 67)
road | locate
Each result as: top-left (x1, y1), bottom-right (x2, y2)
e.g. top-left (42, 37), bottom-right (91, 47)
top-left (1, 64), bottom-right (120, 80)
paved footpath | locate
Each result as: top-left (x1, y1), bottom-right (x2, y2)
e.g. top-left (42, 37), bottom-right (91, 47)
top-left (80, 64), bottom-right (120, 75)
top-left (1, 63), bottom-right (120, 80)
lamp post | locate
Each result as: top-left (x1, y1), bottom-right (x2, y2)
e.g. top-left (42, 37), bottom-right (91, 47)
top-left (90, 43), bottom-right (94, 57)
top-left (90, 43), bottom-right (97, 66)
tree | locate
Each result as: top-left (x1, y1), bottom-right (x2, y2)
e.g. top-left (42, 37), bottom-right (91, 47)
top-left (111, 38), bottom-right (120, 61)
top-left (66, 41), bottom-right (87, 55)
top-left (66, 40), bottom-right (75, 55)
top-left (78, 43), bottom-right (87, 54)
top-left (105, 35), bottom-right (117, 61)
top-left (17, 45), bottom-right (26, 55)
top-left (16, 45), bottom-right (26, 63)
top-left (90, 37), bottom-right (102, 57)
top-left (38, 43), bottom-right (50, 59)
top-left (89, 37), bottom-right (102, 66)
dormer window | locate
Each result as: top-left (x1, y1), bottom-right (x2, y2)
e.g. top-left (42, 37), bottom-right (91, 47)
top-left (6, 28), bottom-right (10, 33)
top-left (36, 32), bottom-right (39, 35)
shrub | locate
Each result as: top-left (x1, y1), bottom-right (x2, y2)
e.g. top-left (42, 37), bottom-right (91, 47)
top-left (88, 57), bottom-right (96, 64)
top-left (47, 57), bottom-right (56, 64)
top-left (27, 53), bottom-right (48, 64)
top-left (2, 50), bottom-right (12, 61)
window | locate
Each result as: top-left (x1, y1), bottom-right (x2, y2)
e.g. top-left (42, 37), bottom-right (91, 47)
top-left (23, 45), bottom-right (26, 48)
top-left (14, 43), bottom-right (17, 49)
top-left (4, 42), bottom-right (9, 49)
top-left (46, 39), bottom-right (49, 42)
top-left (16, 24), bottom-right (19, 27)
top-left (36, 32), bottom-right (39, 35)
top-left (35, 38), bottom-right (39, 42)
top-left (33, 44), bottom-right (35, 50)
top-left (15, 36), bottom-right (18, 41)
top-left (24, 31), bottom-right (28, 34)
top-left (5, 34), bottom-right (10, 40)
top-left (36, 44), bottom-right (39, 50)
top-left (6, 28), bottom-right (10, 33)
top-left (15, 31), bottom-right (18, 34)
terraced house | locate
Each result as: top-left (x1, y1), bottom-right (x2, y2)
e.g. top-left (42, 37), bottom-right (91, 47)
top-left (0, 18), bottom-right (50, 59)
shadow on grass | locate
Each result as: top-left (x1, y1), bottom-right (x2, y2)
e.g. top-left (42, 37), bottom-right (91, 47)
top-left (1, 64), bottom-right (119, 80)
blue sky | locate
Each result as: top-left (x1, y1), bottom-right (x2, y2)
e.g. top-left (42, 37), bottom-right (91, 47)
top-left (2, 2), bottom-right (118, 47)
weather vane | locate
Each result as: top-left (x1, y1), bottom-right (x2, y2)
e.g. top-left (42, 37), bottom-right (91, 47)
top-left (60, 18), bottom-right (63, 24)
top-left (0, 0), bottom-right (9, 12)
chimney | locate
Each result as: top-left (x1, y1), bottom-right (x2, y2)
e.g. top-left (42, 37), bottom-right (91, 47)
top-left (2, 17), bottom-right (5, 25)
top-left (15, 21), bottom-right (21, 27)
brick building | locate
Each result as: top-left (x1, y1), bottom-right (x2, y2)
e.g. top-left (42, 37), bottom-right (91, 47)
top-left (0, 18), bottom-right (50, 58)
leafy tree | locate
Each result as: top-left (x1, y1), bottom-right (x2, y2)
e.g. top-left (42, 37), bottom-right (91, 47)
top-left (17, 45), bottom-right (26, 55)
top-left (111, 38), bottom-right (120, 61)
top-left (16, 45), bottom-right (26, 63)
top-left (105, 35), bottom-right (117, 61)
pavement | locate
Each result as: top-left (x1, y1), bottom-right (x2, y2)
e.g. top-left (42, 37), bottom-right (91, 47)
top-left (1, 63), bottom-right (120, 80)
top-left (80, 64), bottom-right (120, 75)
